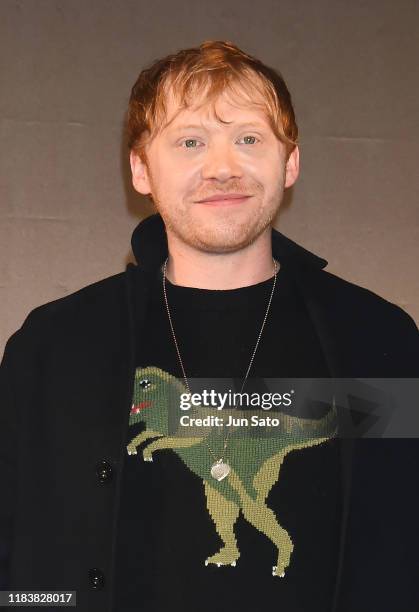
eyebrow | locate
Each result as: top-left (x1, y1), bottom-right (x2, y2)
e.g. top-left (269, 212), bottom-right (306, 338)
top-left (170, 121), bottom-right (268, 132)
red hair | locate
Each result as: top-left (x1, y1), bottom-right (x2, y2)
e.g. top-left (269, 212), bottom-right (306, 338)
top-left (127, 40), bottom-right (298, 162)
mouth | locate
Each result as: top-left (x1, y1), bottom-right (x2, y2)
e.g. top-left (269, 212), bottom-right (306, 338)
top-left (131, 400), bottom-right (152, 414)
top-left (196, 195), bottom-right (253, 206)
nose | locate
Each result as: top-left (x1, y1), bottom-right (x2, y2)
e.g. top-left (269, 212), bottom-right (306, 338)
top-left (200, 142), bottom-right (243, 182)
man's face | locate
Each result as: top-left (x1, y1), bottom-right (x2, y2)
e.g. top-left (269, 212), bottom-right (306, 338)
top-left (130, 85), bottom-right (299, 253)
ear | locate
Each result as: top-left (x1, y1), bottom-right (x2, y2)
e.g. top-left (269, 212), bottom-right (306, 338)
top-left (130, 150), bottom-right (152, 195)
top-left (284, 145), bottom-right (300, 188)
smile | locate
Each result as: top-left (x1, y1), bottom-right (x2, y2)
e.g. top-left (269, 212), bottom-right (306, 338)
top-left (198, 196), bottom-right (252, 206)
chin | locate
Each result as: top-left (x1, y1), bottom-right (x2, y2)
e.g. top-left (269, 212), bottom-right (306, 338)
top-left (183, 222), bottom-right (268, 253)
top-left (161, 202), bottom-right (277, 252)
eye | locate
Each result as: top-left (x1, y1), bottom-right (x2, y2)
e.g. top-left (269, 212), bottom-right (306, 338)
top-left (179, 135), bottom-right (259, 149)
top-left (238, 135), bottom-right (259, 145)
top-left (181, 138), bottom-right (202, 149)
top-left (139, 378), bottom-right (152, 390)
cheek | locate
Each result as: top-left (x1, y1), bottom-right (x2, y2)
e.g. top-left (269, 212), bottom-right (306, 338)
top-left (243, 155), bottom-right (281, 184)
top-left (171, 166), bottom-right (200, 198)
top-left (160, 157), bottom-right (194, 186)
top-left (266, 161), bottom-right (287, 190)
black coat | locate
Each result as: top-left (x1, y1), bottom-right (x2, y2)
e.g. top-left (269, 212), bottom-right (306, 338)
top-left (1, 213), bottom-right (418, 612)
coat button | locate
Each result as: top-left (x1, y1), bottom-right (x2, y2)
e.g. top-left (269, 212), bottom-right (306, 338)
top-left (88, 567), bottom-right (105, 590)
top-left (96, 460), bottom-right (113, 483)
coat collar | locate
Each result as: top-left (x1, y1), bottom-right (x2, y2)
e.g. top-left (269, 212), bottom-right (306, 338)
top-left (127, 212), bottom-right (353, 612)
top-left (131, 212), bottom-right (329, 271)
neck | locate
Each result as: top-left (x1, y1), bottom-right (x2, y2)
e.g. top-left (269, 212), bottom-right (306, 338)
top-left (163, 227), bottom-right (279, 289)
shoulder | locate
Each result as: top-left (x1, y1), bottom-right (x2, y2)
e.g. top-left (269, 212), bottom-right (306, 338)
top-left (301, 265), bottom-right (419, 374)
top-left (277, 225), bottom-right (418, 333)
top-left (8, 270), bottom-right (132, 350)
top-left (299, 266), bottom-right (415, 324)
top-left (305, 264), bottom-right (418, 332)
top-left (288, 262), bottom-right (419, 375)
top-left (29, 270), bottom-right (126, 318)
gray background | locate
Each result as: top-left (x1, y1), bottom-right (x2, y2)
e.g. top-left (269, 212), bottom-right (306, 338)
top-left (1, 0), bottom-right (418, 355)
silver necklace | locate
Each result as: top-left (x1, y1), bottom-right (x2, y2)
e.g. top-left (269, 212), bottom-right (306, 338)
top-left (162, 256), bottom-right (279, 481)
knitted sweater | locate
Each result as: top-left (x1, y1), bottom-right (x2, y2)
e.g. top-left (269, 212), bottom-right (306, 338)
top-left (114, 264), bottom-right (341, 612)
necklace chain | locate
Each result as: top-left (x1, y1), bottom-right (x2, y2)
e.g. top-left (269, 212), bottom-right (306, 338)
top-left (162, 257), bottom-right (279, 464)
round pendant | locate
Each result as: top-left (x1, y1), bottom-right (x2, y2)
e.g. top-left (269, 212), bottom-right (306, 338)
top-left (210, 459), bottom-right (230, 481)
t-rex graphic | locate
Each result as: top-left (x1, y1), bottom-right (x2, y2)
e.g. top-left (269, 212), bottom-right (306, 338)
top-left (126, 366), bottom-right (338, 577)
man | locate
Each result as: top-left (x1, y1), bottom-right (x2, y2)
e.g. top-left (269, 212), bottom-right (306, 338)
top-left (1, 40), bottom-right (418, 612)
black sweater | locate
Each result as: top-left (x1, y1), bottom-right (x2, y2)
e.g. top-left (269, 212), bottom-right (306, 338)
top-left (114, 264), bottom-right (341, 612)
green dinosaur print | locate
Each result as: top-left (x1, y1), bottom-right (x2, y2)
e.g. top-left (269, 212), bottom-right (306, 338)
top-left (126, 366), bottom-right (338, 578)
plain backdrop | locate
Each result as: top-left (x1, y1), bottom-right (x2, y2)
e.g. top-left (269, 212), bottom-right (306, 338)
top-left (1, 0), bottom-right (418, 355)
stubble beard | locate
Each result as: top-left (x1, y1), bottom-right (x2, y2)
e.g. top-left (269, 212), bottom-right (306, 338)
top-left (153, 191), bottom-right (282, 254)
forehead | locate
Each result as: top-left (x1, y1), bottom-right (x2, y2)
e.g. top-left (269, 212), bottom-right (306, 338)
top-left (161, 82), bottom-right (272, 133)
